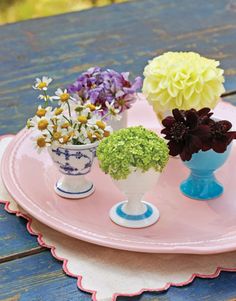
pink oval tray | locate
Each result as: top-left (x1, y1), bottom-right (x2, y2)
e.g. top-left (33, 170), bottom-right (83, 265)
top-left (2, 101), bottom-right (236, 254)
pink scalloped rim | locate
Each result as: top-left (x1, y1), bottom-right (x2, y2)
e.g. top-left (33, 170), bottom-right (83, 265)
top-left (1, 134), bottom-right (236, 301)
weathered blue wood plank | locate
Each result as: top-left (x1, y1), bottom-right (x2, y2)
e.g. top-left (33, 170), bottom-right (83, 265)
top-left (1, 1), bottom-right (236, 299)
top-left (2, 198), bottom-right (236, 301)
top-left (0, 204), bottom-right (42, 259)
top-left (1, 251), bottom-right (236, 301)
top-left (0, 0), bottom-right (236, 135)
top-left (0, 251), bottom-right (91, 301)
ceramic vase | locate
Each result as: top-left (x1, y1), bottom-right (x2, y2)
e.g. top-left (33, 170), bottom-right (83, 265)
top-left (180, 144), bottom-right (232, 200)
top-left (48, 142), bottom-right (98, 199)
top-left (109, 111), bottom-right (127, 131)
top-left (110, 168), bottom-right (160, 228)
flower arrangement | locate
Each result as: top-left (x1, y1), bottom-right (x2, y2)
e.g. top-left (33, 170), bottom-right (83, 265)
top-left (142, 52), bottom-right (225, 115)
top-left (68, 67), bottom-right (142, 117)
top-left (27, 76), bottom-right (121, 151)
top-left (97, 126), bottom-right (169, 180)
top-left (161, 108), bottom-right (236, 161)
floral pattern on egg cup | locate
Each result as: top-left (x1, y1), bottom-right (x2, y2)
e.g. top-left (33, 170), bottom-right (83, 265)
top-left (27, 74), bottom-right (128, 198)
top-left (48, 142), bottom-right (98, 199)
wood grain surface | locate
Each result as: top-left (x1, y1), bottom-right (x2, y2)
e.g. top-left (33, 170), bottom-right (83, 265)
top-left (0, 204), bottom-right (44, 262)
top-left (1, 0), bottom-right (236, 299)
top-left (1, 251), bottom-right (236, 300)
top-left (0, 0), bottom-right (236, 134)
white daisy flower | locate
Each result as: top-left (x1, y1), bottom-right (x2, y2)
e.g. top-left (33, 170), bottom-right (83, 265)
top-left (53, 88), bottom-right (75, 105)
top-left (105, 101), bottom-right (121, 120)
top-left (29, 111), bottom-right (54, 132)
top-left (32, 136), bottom-right (50, 154)
top-left (35, 106), bottom-right (53, 118)
top-left (57, 117), bottom-right (72, 130)
top-left (85, 102), bottom-right (101, 112)
top-left (38, 94), bottom-right (56, 102)
top-left (33, 76), bottom-right (53, 91)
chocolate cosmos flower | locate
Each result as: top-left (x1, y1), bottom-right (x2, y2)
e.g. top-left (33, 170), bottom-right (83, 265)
top-left (162, 107), bottom-right (236, 161)
top-left (161, 109), bottom-right (210, 161)
top-left (202, 120), bottom-right (236, 153)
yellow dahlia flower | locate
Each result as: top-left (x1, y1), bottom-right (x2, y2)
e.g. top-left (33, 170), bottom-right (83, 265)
top-left (142, 52), bottom-right (225, 113)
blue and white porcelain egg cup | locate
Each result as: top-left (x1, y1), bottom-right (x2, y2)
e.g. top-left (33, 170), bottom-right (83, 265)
top-left (180, 143), bottom-right (232, 200)
top-left (110, 168), bottom-right (160, 228)
top-left (48, 142), bottom-right (98, 199)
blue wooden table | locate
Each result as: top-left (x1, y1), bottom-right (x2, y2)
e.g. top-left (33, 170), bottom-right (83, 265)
top-left (1, 0), bottom-right (236, 299)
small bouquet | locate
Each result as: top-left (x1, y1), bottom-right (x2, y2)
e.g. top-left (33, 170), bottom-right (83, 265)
top-left (97, 126), bottom-right (169, 180)
top-left (68, 67), bottom-right (142, 118)
top-left (161, 108), bottom-right (236, 161)
top-left (97, 126), bottom-right (169, 228)
top-left (142, 52), bottom-right (225, 118)
top-left (161, 108), bottom-right (236, 200)
top-left (27, 76), bottom-right (121, 151)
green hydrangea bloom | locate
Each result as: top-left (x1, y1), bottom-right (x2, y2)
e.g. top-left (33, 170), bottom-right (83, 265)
top-left (97, 126), bottom-right (169, 180)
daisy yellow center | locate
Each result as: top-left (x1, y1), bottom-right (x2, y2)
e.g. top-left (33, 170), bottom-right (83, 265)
top-left (95, 132), bottom-right (102, 140)
top-left (36, 137), bottom-right (46, 148)
top-left (53, 131), bottom-right (61, 140)
top-left (78, 115), bottom-right (87, 124)
top-left (37, 82), bottom-right (47, 89)
top-left (87, 131), bottom-right (93, 141)
top-left (62, 135), bottom-right (70, 144)
top-left (60, 93), bottom-right (70, 102)
top-left (96, 120), bottom-right (106, 130)
top-left (61, 122), bottom-right (70, 129)
top-left (86, 104), bottom-right (96, 111)
top-left (38, 119), bottom-right (49, 130)
top-left (54, 107), bottom-right (63, 116)
top-left (69, 131), bottom-right (75, 137)
top-left (36, 108), bottom-right (46, 117)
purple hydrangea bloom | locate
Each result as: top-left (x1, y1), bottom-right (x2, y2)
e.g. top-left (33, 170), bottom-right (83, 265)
top-left (68, 67), bottom-right (142, 115)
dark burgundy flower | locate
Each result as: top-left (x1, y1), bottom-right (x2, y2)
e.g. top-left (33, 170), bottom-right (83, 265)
top-left (161, 108), bottom-right (210, 161)
top-left (202, 119), bottom-right (236, 153)
top-left (162, 107), bottom-right (236, 161)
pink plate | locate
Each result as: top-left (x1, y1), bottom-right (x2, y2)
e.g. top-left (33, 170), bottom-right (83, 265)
top-left (2, 100), bottom-right (236, 254)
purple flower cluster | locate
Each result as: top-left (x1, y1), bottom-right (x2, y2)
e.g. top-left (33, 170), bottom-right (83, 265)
top-left (68, 67), bottom-right (142, 115)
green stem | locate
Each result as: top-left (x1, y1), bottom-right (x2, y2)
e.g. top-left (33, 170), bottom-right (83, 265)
top-left (63, 115), bottom-right (72, 125)
top-left (67, 101), bottom-right (72, 118)
top-left (47, 129), bottom-right (53, 137)
top-left (43, 90), bottom-right (49, 108)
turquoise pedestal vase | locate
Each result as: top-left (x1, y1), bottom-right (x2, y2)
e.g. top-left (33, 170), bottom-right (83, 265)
top-left (180, 144), bottom-right (232, 200)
